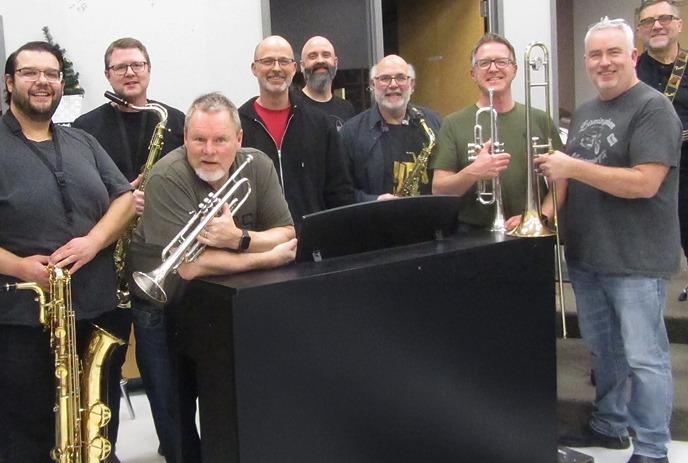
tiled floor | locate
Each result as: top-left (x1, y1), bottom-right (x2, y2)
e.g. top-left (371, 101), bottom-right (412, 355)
top-left (116, 391), bottom-right (688, 463)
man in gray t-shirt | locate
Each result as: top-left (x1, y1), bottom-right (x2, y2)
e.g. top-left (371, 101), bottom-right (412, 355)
top-left (537, 19), bottom-right (680, 463)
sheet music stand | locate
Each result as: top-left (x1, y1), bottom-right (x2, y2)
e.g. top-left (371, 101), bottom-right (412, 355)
top-left (296, 195), bottom-right (460, 263)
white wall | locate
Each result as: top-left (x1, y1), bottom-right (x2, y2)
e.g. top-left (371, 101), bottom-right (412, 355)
top-left (572, 0), bottom-right (636, 106)
top-left (2, 0), bottom-right (264, 114)
top-left (501, 0), bottom-right (557, 121)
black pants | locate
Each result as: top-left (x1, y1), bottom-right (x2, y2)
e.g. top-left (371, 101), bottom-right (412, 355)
top-left (0, 311), bottom-right (127, 463)
top-left (167, 282), bottom-right (239, 463)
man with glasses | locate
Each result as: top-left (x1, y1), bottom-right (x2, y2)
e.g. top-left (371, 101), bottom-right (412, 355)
top-left (239, 35), bottom-right (354, 227)
top-left (0, 41), bottom-right (134, 463)
top-left (636, 1), bottom-right (688, 270)
top-left (72, 37), bottom-right (185, 463)
top-left (431, 33), bottom-right (562, 230)
top-left (539, 18), bottom-right (680, 463)
top-left (340, 54), bottom-right (441, 201)
top-left (298, 35), bottom-right (356, 130)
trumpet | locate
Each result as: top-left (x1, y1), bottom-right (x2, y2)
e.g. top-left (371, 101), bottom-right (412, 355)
top-left (467, 88), bottom-right (507, 232)
top-left (507, 42), bottom-right (567, 338)
top-left (133, 155), bottom-right (254, 303)
top-left (105, 91), bottom-right (169, 309)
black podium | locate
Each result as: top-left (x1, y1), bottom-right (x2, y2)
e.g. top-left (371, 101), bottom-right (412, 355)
top-left (179, 230), bottom-right (557, 463)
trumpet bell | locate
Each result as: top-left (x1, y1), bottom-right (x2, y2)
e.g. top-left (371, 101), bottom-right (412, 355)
top-left (132, 270), bottom-right (168, 304)
top-left (508, 209), bottom-right (554, 237)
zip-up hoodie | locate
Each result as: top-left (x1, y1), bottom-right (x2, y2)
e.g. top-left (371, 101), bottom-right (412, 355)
top-left (238, 92), bottom-right (354, 226)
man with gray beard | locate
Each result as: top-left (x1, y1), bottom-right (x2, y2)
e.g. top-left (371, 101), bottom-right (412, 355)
top-left (298, 36), bottom-right (355, 130)
top-left (340, 54), bottom-right (441, 202)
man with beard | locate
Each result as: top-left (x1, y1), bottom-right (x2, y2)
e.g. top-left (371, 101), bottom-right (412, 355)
top-left (636, 1), bottom-right (688, 277)
top-left (72, 37), bottom-right (185, 463)
top-left (340, 54), bottom-right (442, 202)
top-left (0, 41), bottom-right (134, 462)
top-left (239, 35), bottom-right (354, 226)
top-left (431, 33), bottom-right (562, 230)
top-left (298, 35), bottom-right (356, 130)
top-left (131, 92), bottom-right (296, 462)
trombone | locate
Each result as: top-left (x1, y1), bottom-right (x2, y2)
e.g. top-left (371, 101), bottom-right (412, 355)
top-left (133, 155), bottom-right (253, 303)
top-left (507, 42), bottom-right (567, 338)
top-left (467, 88), bottom-right (507, 232)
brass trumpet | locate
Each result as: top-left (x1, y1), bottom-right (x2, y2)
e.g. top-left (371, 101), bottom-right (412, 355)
top-left (133, 155), bottom-right (254, 303)
top-left (467, 88), bottom-right (507, 232)
top-left (507, 42), bottom-right (567, 338)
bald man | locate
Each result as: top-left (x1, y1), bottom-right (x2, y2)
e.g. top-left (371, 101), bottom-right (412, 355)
top-left (239, 35), bottom-right (354, 227)
top-left (298, 35), bottom-right (356, 129)
top-left (340, 54), bottom-right (442, 201)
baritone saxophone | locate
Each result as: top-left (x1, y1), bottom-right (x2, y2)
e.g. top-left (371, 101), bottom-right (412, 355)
top-left (1, 266), bottom-right (125, 462)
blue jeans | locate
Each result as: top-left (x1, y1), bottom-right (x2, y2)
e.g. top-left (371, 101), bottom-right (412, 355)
top-left (568, 265), bottom-right (673, 458)
top-left (132, 298), bottom-right (176, 462)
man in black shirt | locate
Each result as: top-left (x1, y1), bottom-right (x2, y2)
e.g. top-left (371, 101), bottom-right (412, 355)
top-left (636, 1), bottom-right (688, 257)
top-left (73, 37), bottom-right (184, 462)
top-left (298, 35), bottom-right (356, 130)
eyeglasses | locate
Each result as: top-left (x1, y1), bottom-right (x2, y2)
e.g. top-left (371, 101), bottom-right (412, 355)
top-left (474, 58), bottom-right (514, 70)
top-left (14, 67), bottom-right (63, 83)
top-left (254, 57), bottom-right (295, 67)
top-left (373, 74), bottom-right (411, 86)
top-left (107, 61), bottom-right (148, 76)
top-left (638, 14), bottom-right (679, 29)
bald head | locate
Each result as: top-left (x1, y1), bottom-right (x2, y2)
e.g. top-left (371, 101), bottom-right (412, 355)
top-left (300, 35), bottom-right (339, 98)
top-left (301, 36), bottom-right (335, 61)
top-left (370, 54), bottom-right (415, 117)
top-left (254, 35), bottom-right (294, 61)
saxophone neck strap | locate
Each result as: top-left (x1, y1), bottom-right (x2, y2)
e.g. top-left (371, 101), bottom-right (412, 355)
top-left (664, 47), bottom-right (688, 102)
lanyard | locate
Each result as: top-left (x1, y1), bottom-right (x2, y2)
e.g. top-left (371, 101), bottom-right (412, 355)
top-left (2, 112), bottom-right (74, 223)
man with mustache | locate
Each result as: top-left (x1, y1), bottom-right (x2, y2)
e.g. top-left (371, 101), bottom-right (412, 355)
top-left (130, 92), bottom-right (296, 462)
top-left (0, 41), bottom-right (134, 463)
top-left (239, 35), bottom-right (354, 227)
top-left (636, 1), bottom-right (688, 276)
top-left (72, 37), bottom-right (185, 462)
top-left (431, 33), bottom-right (562, 231)
top-left (340, 54), bottom-right (442, 201)
top-left (298, 35), bottom-right (356, 130)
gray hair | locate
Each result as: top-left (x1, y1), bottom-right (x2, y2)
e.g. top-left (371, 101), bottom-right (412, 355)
top-left (585, 17), bottom-right (635, 52)
top-left (369, 62), bottom-right (416, 81)
top-left (185, 92), bottom-right (242, 133)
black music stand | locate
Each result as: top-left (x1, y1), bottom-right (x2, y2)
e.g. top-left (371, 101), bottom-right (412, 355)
top-left (296, 195), bottom-right (460, 263)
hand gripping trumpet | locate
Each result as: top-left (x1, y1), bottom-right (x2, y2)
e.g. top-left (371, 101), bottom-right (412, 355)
top-left (133, 154), bottom-right (254, 304)
top-left (467, 88), bottom-right (507, 232)
top-left (507, 42), bottom-right (567, 338)
top-left (105, 91), bottom-right (169, 309)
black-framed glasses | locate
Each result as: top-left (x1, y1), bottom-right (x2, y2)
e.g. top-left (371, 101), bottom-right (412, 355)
top-left (107, 61), bottom-right (148, 76)
top-left (474, 58), bottom-right (514, 70)
top-left (15, 67), bottom-right (63, 83)
top-left (638, 14), bottom-right (679, 29)
top-left (373, 74), bottom-right (411, 86)
top-left (254, 57), bottom-right (295, 67)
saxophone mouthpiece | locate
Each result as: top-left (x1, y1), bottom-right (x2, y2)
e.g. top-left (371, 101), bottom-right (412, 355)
top-left (104, 91), bottom-right (129, 108)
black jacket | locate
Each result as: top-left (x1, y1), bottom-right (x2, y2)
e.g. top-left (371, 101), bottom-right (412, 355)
top-left (238, 93), bottom-right (354, 225)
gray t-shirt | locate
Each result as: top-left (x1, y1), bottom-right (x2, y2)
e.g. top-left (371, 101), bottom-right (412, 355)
top-left (564, 81), bottom-right (682, 277)
top-left (0, 114), bottom-right (131, 325)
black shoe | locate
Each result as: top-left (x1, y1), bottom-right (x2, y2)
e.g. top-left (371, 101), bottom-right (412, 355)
top-left (627, 455), bottom-right (669, 463)
top-left (559, 424), bottom-right (630, 449)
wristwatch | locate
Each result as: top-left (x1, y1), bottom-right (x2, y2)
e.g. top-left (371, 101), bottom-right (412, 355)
top-left (237, 229), bottom-right (251, 252)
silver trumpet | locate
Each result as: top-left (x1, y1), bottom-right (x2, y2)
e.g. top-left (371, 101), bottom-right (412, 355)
top-left (467, 88), bottom-right (507, 232)
top-left (133, 155), bottom-right (254, 303)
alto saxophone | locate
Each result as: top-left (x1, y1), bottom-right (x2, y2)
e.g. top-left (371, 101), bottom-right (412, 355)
top-left (2, 266), bottom-right (125, 462)
top-left (105, 91), bottom-right (169, 308)
top-left (395, 106), bottom-right (436, 197)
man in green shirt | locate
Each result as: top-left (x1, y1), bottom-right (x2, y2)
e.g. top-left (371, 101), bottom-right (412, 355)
top-left (431, 33), bottom-right (562, 230)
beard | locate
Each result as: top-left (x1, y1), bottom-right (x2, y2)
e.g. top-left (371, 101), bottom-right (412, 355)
top-left (304, 63), bottom-right (336, 93)
top-left (195, 167), bottom-right (226, 185)
top-left (374, 88), bottom-right (412, 113)
top-left (12, 86), bottom-right (62, 122)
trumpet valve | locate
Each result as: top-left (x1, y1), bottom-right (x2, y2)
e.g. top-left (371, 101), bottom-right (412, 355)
top-left (467, 142), bottom-right (482, 161)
